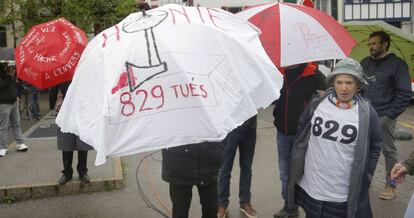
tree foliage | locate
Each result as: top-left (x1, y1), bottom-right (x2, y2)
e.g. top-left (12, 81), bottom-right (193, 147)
top-left (0, 0), bottom-right (137, 37)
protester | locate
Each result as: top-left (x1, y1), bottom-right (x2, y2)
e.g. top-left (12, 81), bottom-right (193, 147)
top-left (272, 62), bottom-right (326, 218)
top-left (218, 116), bottom-right (258, 218)
top-left (162, 142), bottom-right (225, 218)
top-left (286, 58), bottom-right (383, 218)
top-left (391, 150), bottom-right (414, 217)
top-left (360, 31), bottom-right (412, 200)
top-left (27, 84), bottom-right (40, 119)
top-left (53, 82), bottom-right (93, 184)
top-left (0, 61), bottom-right (29, 157)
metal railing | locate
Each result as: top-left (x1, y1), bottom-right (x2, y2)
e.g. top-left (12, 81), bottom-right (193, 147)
top-left (344, 0), bottom-right (412, 21)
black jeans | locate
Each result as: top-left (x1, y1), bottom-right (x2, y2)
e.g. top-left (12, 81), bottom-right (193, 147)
top-left (62, 151), bottom-right (88, 176)
top-left (169, 181), bottom-right (218, 218)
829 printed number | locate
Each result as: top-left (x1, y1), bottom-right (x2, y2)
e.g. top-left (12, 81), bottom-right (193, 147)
top-left (312, 117), bottom-right (357, 144)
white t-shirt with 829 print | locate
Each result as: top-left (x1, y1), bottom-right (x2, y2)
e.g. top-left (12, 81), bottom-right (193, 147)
top-left (298, 97), bottom-right (359, 202)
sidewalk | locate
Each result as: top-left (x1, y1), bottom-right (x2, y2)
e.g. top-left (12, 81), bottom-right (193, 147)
top-left (0, 112), bottom-right (123, 202)
top-left (0, 93), bottom-right (413, 217)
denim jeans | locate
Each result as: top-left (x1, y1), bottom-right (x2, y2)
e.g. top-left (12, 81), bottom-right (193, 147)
top-left (277, 131), bottom-right (295, 202)
top-left (218, 123), bottom-right (256, 207)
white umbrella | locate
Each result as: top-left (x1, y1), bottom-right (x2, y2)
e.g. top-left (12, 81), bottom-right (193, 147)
top-left (56, 4), bottom-right (283, 165)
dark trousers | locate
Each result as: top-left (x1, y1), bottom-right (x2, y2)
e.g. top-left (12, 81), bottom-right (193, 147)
top-left (295, 185), bottom-right (347, 218)
top-left (62, 151), bottom-right (88, 176)
top-left (169, 181), bottom-right (218, 218)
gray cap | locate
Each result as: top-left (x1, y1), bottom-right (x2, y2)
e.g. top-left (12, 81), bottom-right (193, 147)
top-left (326, 58), bottom-right (368, 86)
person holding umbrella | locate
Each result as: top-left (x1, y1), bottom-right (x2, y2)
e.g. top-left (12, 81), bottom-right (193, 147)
top-left (54, 82), bottom-right (93, 185)
top-left (162, 141), bottom-right (225, 218)
top-left (0, 61), bottom-right (29, 157)
top-left (286, 58), bottom-right (383, 218)
top-left (273, 62), bottom-right (326, 218)
top-left (361, 31), bottom-right (412, 200)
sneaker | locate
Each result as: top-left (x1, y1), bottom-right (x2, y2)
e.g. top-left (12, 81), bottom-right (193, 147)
top-left (240, 203), bottom-right (258, 218)
top-left (380, 185), bottom-right (396, 200)
top-left (16, 143), bottom-right (28, 152)
top-left (217, 205), bottom-right (228, 218)
top-left (274, 207), bottom-right (299, 218)
top-left (0, 148), bottom-right (7, 157)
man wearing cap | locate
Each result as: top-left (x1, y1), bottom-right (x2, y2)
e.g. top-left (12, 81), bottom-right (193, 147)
top-left (286, 58), bottom-right (383, 218)
top-left (361, 31), bottom-right (412, 200)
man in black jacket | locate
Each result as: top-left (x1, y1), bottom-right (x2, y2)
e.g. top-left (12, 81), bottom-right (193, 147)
top-left (361, 31), bottom-right (412, 200)
top-left (0, 61), bottom-right (28, 157)
top-left (273, 62), bottom-right (326, 218)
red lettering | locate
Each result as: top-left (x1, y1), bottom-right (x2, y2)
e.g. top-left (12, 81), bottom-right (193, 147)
top-left (102, 26), bottom-right (121, 48)
top-left (170, 85), bottom-right (180, 98)
top-left (102, 33), bottom-right (108, 48)
top-left (189, 83), bottom-right (199, 96)
top-left (151, 85), bottom-right (165, 109)
top-left (136, 90), bottom-right (152, 112)
top-left (200, 84), bottom-right (208, 98)
top-left (170, 7), bottom-right (190, 24)
top-left (180, 84), bottom-right (190, 97)
top-left (120, 92), bottom-right (135, 116)
top-left (115, 25), bottom-right (120, 41)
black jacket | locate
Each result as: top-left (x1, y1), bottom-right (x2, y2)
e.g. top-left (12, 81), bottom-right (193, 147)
top-left (361, 53), bottom-right (411, 119)
top-left (273, 63), bottom-right (327, 135)
top-left (0, 73), bottom-right (18, 104)
top-left (162, 142), bottom-right (225, 186)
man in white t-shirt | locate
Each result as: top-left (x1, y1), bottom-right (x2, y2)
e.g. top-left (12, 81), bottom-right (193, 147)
top-left (286, 58), bottom-right (383, 218)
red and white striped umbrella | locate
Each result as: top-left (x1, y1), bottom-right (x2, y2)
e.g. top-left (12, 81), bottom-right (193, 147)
top-left (237, 3), bottom-right (356, 67)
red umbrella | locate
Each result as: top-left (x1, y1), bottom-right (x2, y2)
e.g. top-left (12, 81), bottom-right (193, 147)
top-left (237, 3), bottom-right (356, 67)
top-left (15, 17), bottom-right (88, 89)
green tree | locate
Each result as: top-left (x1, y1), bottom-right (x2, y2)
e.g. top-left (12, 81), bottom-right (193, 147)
top-left (1, 0), bottom-right (137, 43)
top-left (62, 0), bottom-right (136, 35)
top-left (0, 0), bottom-right (22, 47)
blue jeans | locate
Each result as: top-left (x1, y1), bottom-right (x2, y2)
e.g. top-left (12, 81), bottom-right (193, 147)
top-left (218, 124), bottom-right (256, 207)
top-left (277, 131), bottom-right (295, 203)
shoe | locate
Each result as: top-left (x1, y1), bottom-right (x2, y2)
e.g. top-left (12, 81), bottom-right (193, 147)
top-left (16, 143), bottom-right (28, 152)
top-left (79, 174), bottom-right (91, 183)
top-left (58, 174), bottom-right (72, 185)
top-left (240, 203), bottom-right (258, 218)
top-left (380, 185), bottom-right (396, 200)
top-left (217, 205), bottom-right (228, 218)
top-left (0, 148), bottom-right (7, 157)
top-left (274, 207), bottom-right (299, 218)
